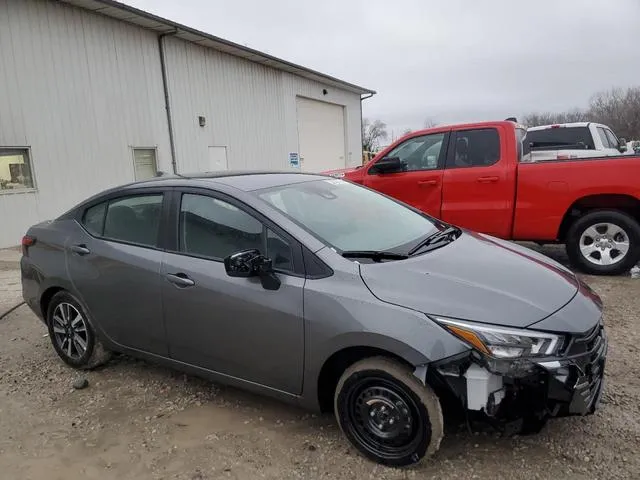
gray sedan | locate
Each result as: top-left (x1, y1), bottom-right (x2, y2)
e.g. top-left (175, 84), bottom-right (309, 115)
top-left (21, 172), bottom-right (607, 466)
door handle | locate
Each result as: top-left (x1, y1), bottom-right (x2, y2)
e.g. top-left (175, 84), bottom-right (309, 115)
top-left (70, 244), bottom-right (91, 256)
top-left (166, 273), bottom-right (195, 288)
top-left (476, 176), bottom-right (499, 183)
top-left (418, 179), bottom-right (438, 186)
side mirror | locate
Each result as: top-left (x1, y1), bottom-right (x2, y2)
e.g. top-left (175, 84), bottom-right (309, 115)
top-left (224, 249), bottom-right (281, 291)
top-left (224, 249), bottom-right (261, 277)
top-left (619, 138), bottom-right (627, 153)
top-left (370, 156), bottom-right (406, 174)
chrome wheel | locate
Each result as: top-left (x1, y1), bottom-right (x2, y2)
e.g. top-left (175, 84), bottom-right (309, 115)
top-left (51, 302), bottom-right (89, 360)
top-left (579, 223), bottom-right (630, 266)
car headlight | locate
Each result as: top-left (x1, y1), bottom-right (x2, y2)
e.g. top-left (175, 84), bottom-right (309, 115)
top-left (433, 317), bottom-right (563, 359)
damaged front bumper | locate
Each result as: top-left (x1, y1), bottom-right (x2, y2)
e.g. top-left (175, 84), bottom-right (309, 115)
top-left (428, 322), bottom-right (607, 430)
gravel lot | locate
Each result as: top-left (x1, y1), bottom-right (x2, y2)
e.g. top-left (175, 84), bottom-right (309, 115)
top-left (1, 246), bottom-right (639, 480)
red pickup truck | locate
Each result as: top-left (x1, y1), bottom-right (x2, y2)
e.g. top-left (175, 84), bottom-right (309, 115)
top-left (327, 121), bottom-right (640, 275)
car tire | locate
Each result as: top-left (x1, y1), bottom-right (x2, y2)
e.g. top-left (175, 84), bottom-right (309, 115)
top-left (46, 291), bottom-right (112, 369)
top-left (334, 357), bottom-right (444, 467)
top-left (566, 210), bottom-right (640, 275)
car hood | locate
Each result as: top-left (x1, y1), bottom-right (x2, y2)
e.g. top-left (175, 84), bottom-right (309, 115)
top-left (359, 231), bottom-right (580, 329)
top-left (322, 166), bottom-right (362, 178)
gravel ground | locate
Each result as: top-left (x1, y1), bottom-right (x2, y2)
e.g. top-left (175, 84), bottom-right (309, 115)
top-left (0, 246), bottom-right (639, 479)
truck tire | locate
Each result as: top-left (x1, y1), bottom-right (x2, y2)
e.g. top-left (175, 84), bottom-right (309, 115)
top-left (334, 357), bottom-right (444, 467)
top-left (566, 210), bottom-right (640, 275)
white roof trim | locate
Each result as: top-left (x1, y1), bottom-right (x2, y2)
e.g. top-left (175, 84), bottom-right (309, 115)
top-left (56, 0), bottom-right (375, 95)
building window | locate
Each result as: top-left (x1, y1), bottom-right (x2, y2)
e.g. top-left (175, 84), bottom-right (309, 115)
top-left (133, 148), bottom-right (158, 181)
top-left (0, 148), bottom-right (35, 191)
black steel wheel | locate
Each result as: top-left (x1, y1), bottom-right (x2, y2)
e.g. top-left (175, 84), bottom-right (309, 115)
top-left (334, 357), bottom-right (443, 466)
top-left (47, 291), bottom-right (112, 369)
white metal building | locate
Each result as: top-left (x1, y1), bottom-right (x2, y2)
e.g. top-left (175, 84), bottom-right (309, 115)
top-left (0, 0), bottom-right (374, 247)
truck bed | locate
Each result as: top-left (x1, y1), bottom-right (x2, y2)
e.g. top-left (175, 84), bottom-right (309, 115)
top-left (513, 155), bottom-right (640, 240)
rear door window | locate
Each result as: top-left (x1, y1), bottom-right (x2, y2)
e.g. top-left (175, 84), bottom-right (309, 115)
top-left (446, 128), bottom-right (500, 168)
top-left (102, 195), bottom-right (164, 247)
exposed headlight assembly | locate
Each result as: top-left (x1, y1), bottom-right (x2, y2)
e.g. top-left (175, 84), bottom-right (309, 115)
top-left (434, 317), bottom-right (563, 359)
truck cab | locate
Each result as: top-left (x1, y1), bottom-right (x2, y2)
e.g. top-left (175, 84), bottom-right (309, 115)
top-left (336, 121), bottom-right (523, 239)
top-left (524, 122), bottom-right (627, 162)
top-left (328, 120), bottom-right (640, 275)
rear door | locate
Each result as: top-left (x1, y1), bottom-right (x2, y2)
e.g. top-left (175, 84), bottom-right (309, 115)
top-left (362, 132), bottom-right (449, 217)
top-left (66, 190), bottom-right (168, 355)
top-left (441, 127), bottom-right (515, 238)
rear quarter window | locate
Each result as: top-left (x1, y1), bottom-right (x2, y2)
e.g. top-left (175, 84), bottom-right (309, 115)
top-left (82, 202), bottom-right (107, 236)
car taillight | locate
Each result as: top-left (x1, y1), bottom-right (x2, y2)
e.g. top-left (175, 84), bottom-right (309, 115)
top-left (22, 235), bottom-right (36, 255)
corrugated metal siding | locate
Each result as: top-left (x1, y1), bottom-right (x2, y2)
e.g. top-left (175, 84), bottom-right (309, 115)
top-left (163, 37), bottom-right (288, 172)
top-left (0, 0), bottom-right (364, 247)
top-left (0, 0), bottom-right (171, 247)
top-left (163, 37), bottom-right (363, 173)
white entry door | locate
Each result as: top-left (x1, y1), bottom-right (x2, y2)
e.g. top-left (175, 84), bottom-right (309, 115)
top-left (207, 146), bottom-right (228, 171)
top-left (296, 97), bottom-right (346, 172)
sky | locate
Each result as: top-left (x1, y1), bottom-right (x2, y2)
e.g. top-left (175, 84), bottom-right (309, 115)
top-left (123, 0), bottom-right (639, 139)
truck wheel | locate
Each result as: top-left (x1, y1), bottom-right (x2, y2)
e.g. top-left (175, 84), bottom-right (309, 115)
top-left (334, 357), bottom-right (443, 467)
top-left (566, 210), bottom-right (640, 275)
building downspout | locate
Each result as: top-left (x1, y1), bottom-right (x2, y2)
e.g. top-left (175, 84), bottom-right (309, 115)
top-left (360, 92), bottom-right (375, 165)
top-left (158, 31), bottom-right (178, 174)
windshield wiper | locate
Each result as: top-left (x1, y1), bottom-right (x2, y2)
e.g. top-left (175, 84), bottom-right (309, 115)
top-left (341, 250), bottom-right (409, 262)
top-left (408, 226), bottom-right (461, 256)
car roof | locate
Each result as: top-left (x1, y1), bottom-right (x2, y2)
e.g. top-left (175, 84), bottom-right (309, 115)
top-left (122, 170), bottom-right (332, 191)
top-left (58, 171), bottom-right (330, 218)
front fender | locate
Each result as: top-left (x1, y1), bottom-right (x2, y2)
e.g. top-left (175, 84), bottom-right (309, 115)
top-left (299, 272), bottom-right (469, 410)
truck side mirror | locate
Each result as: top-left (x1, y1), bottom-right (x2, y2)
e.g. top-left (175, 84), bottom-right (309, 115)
top-left (619, 138), bottom-right (627, 153)
top-left (369, 156), bottom-right (406, 174)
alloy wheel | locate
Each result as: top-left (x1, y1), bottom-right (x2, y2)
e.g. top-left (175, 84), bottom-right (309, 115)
top-left (579, 222), bottom-right (630, 266)
top-left (51, 302), bottom-right (89, 360)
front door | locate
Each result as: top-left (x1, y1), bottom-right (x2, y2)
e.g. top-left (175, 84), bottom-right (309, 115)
top-left (66, 192), bottom-right (168, 355)
top-left (440, 127), bottom-right (515, 238)
top-left (161, 191), bottom-right (305, 394)
top-left (363, 132), bottom-right (448, 218)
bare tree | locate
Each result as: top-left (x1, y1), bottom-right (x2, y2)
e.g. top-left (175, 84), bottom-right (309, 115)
top-left (523, 86), bottom-right (640, 139)
top-left (523, 109), bottom-right (589, 128)
top-left (424, 118), bottom-right (438, 129)
top-left (589, 87), bottom-right (640, 140)
top-left (362, 118), bottom-right (388, 152)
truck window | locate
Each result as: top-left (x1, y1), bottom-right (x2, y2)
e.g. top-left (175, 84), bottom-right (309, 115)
top-left (597, 127), bottom-right (611, 148)
top-left (526, 127), bottom-right (595, 150)
top-left (376, 133), bottom-right (446, 172)
top-left (446, 128), bottom-right (500, 169)
top-left (604, 129), bottom-right (620, 149)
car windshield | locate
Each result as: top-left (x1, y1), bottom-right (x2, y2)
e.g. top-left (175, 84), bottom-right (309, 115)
top-left (256, 178), bottom-right (438, 253)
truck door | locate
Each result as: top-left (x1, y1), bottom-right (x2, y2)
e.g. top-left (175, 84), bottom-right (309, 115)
top-left (363, 132), bottom-right (449, 218)
top-left (440, 127), bottom-right (516, 238)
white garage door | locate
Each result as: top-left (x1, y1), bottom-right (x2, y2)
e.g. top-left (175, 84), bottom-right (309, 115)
top-left (296, 97), bottom-right (346, 172)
